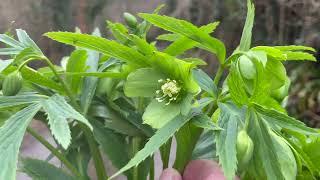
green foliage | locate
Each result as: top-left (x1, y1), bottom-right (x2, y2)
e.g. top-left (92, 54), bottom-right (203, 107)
top-left (41, 94), bottom-right (92, 149)
top-left (0, 1), bottom-right (318, 180)
top-left (20, 158), bottom-right (75, 180)
top-left (0, 104), bottom-right (41, 180)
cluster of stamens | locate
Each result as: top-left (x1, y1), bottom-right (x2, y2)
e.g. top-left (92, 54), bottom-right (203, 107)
top-left (156, 78), bottom-right (181, 105)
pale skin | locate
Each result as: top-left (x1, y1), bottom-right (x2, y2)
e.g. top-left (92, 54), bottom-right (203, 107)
top-left (160, 160), bottom-right (239, 180)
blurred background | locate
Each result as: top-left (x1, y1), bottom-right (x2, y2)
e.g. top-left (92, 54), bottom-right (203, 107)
top-left (1, 0), bottom-right (318, 179)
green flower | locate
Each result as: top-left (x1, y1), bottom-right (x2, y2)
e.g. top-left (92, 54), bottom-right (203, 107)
top-left (124, 52), bottom-right (200, 128)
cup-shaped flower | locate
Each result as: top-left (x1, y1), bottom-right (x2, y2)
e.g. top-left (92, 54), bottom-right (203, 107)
top-left (124, 52), bottom-right (200, 128)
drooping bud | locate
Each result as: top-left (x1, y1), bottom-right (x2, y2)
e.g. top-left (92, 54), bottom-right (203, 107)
top-left (2, 71), bottom-right (23, 96)
top-left (236, 130), bottom-right (254, 166)
top-left (124, 12), bottom-right (138, 28)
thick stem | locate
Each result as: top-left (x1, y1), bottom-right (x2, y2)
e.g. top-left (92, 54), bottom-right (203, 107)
top-left (27, 127), bottom-right (81, 177)
top-left (131, 137), bottom-right (142, 180)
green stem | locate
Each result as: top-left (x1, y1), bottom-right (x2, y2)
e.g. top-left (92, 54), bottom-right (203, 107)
top-left (27, 127), bottom-right (81, 177)
top-left (43, 57), bottom-right (108, 179)
top-left (213, 64), bottom-right (225, 86)
top-left (131, 137), bottom-right (141, 180)
top-left (43, 57), bottom-right (79, 109)
top-left (81, 125), bottom-right (108, 180)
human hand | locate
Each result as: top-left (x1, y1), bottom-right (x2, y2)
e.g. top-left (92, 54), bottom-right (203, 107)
top-left (160, 160), bottom-right (238, 180)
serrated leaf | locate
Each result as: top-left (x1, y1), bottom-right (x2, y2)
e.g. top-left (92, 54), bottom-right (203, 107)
top-left (254, 104), bottom-right (318, 135)
top-left (274, 45), bottom-right (316, 52)
top-left (0, 94), bottom-right (47, 109)
top-left (163, 22), bottom-right (219, 56)
top-left (16, 29), bottom-right (42, 54)
top-left (215, 102), bottom-right (242, 180)
top-left (45, 32), bottom-right (148, 68)
top-left (0, 103), bottom-right (41, 180)
top-left (191, 114), bottom-right (222, 131)
top-left (20, 158), bottom-right (75, 180)
top-left (41, 94), bottom-right (92, 149)
top-left (139, 13), bottom-right (226, 63)
top-left (110, 115), bottom-right (191, 179)
top-left (239, 0), bottom-right (255, 51)
top-left (227, 63), bottom-right (249, 105)
top-left (192, 130), bottom-right (216, 160)
top-left (283, 51), bottom-right (316, 61)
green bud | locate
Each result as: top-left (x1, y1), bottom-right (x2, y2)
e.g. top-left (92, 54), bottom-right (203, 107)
top-left (2, 71), bottom-right (23, 96)
top-left (123, 12), bottom-right (138, 28)
top-left (236, 130), bottom-right (254, 166)
top-left (271, 77), bottom-right (290, 101)
top-left (238, 55), bottom-right (256, 80)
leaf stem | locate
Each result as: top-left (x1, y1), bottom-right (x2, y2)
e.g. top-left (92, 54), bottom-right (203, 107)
top-left (149, 156), bottom-right (155, 180)
top-left (26, 127), bottom-right (81, 177)
top-left (213, 64), bottom-right (225, 86)
top-left (131, 137), bottom-right (142, 180)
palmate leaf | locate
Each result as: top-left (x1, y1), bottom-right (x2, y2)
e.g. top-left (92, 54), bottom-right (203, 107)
top-left (110, 115), bottom-right (192, 179)
top-left (239, 0), bottom-right (255, 51)
top-left (0, 103), bottom-right (41, 180)
top-left (41, 94), bottom-right (92, 149)
top-left (139, 13), bottom-right (226, 63)
top-left (20, 158), bottom-right (75, 180)
top-left (0, 94), bottom-right (47, 109)
top-left (215, 102), bottom-right (245, 180)
top-left (45, 32), bottom-right (148, 68)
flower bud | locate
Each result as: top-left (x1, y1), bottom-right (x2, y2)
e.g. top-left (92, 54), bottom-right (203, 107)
top-left (124, 12), bottom-right (138, 28)
top-left (236, 130), bottom-right (254, 166)
top-left (2, 71), bottom-right (23, 96)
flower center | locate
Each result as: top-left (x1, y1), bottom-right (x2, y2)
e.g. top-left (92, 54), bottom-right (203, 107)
top-left (156, 78), bottom-right (181, 105)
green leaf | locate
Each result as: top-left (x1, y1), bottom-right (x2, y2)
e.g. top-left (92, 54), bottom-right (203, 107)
top-left (139, 13), bottom-right (226, 63)
top-left (129, 35), bottom-right (156, 55)
top-left (20, 158), bottom-right (75, 180)
top-left (283, 51), bottom-right (316, 61)
top-left (107, 21), bottom-right (130, 43)
top-left (191, 114), bottom-right (222, 131)
top-left (193, 69), bottom-right (217, 98)
top-left (0, 59), bottom-right (13, 73)
top-left (110, 115), bottom-right (191, 179)
top-left (252, 113), bottom-right (284, 179)
top-left (0, 103), bottom-right (41, 180)
top-left (66, 49), bottom-right (88, 94)
top-left (41, 94), bottom-right (92, 149)
top-left (174, 122), bottom-right (202, 172)
top-left (227, 63), bottom-right (249, 105)
top-left (215, 102), bottom-right (242, 180)
top-left (150, 52), bottom-right (199, 93)
top-left (20, 66), bottom-right (64, 92)
top-left (0, 94), bottom-right (47, 109)
top-left (45, 32), bottom-right (148, 68)
top-left (92, 121), bottom-right (129, 171)
top-left (124, 68), bottom-right (164, 97)
top-left (273, 45), bottom-right (316, 52)
top-left (192, 130), bottom-right (216, 160)
top-left (265, 58), bottom-right (286, 90)
top-left (13, 47), bottom-right (44, 65)
top-left (143, 99), bottom-right (180, 129)
top-left (254, 104), bottom-right (318, 135)
top-left (80, 28), bottom-right (101, 115)
top-left (162, 22), bottom-right (219, 56)
top-left (239, 0), bottom-right (255, 51)
top-left (16, 29), bottom-right (42, 54)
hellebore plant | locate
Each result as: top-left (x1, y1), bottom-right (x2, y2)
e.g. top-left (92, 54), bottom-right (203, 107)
top-left (0, 1), bottom-right (319, 180)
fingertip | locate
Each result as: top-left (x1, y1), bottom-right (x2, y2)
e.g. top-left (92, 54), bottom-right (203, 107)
top-left (183, 160), bottom-right (226, 180)
top-left (160, 168), bottom-right (182, 180)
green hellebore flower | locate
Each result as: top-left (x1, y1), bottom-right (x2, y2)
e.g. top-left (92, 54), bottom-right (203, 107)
top-left (124, 52), bottom-right (200, 128)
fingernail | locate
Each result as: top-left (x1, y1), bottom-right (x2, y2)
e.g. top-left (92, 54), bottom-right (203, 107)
top-left (160, 168), bottom-right (182, 180)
